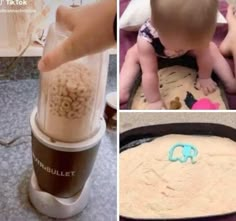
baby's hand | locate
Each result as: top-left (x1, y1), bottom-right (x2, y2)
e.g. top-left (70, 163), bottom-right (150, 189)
top-left (147, 100), bottom-right (166, 110)
top-left (196, 78), bottom-right (217, 96)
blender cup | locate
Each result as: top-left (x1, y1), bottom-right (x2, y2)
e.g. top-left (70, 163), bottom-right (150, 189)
top-left (37, 23), bottom-right (107, 143)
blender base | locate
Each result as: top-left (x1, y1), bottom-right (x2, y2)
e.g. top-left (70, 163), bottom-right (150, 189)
top-left (29, 172), bottom-right (90, 219)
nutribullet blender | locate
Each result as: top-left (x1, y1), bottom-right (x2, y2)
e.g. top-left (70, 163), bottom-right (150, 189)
top-left (29, 22), bottom-right (107, 218)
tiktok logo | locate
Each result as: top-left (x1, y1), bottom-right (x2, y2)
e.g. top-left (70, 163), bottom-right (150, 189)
top-left (0, 0), bottom-right (27, 5)
top-left (6, 0), bottom-right (27, 5)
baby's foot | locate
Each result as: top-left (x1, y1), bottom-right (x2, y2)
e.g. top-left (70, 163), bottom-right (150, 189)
top-left (220, 5), bottom-right (236, 56)
top-left (196, 78), bottom-right (217, 96)
top-left (147, 100), bottom-right (166, 110)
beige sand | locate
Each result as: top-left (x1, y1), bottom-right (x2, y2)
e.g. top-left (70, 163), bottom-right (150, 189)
top-left (120, 134), bottom-right (236, 219)
top-left (131, 66), bottom-right (227, 110)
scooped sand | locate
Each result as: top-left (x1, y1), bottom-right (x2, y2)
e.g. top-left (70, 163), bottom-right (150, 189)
top-left (120, 134), bottom-right (236, 219)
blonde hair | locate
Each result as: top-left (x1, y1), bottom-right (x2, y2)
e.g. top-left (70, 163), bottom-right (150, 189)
top-left (150, 0), bottom-right (218, 46)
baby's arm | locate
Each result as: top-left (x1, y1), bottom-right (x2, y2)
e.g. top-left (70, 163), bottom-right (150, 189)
top-left (192, 46), bottom-right (217, 95)
top-left (137, 36), bottom-right (164, 109)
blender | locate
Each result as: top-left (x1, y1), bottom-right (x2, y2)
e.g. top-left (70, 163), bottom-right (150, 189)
top-left (29, 22), bottom-right (107, 218)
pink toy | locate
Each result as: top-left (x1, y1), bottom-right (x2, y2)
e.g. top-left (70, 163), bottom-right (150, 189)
top-left (192, 98), bottom-right (220, 110)
top-left (184, 92), bottom-right (220, 110)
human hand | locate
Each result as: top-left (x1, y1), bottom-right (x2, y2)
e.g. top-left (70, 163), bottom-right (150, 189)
top-left (195, 78), bottom-right (217, 96)
top-left (38, 0), bottom-right (116, 72)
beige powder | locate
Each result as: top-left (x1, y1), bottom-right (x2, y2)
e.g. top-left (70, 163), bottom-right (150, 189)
top-left (120, 134), bottom-right (236, 219)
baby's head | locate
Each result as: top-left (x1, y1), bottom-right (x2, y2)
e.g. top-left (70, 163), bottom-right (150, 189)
top-left (150, 0), bottom-right (218, 51)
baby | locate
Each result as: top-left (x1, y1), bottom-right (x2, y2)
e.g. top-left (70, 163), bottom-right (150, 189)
top-left (120, 0), bottom-right (236, 109)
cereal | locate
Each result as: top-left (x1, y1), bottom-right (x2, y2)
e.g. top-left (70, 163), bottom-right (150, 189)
top-left (59, 86), bottom-right (68, 96)
top-left (66, 81), bottom-right (78, 93)
top-left (52, 95), bottom-right (61, 105)
top-left (63, 96), bottom-right (73, 104)
top-left (51, 85), bottom-right (59, 95)
top-left (72, 101), bottom-right (80, 110)
top-left (58, 107), bottom-right (66, 117)
top-left (69, 92), bottom-right (78, 101)
top-left (67, 111), bottom-right (80, 119)
top-left (61, 100), bottom-right (71, 112)
top-left (47, 62), bottom-right (94, 120)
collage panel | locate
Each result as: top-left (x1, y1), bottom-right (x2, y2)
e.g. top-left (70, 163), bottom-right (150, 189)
top-left (2, 0), bottom-right (236, 220)
top-left (119, 112), bottom-right (236, 220)
top-left (120, 0), bottom-right (236, 110)
top-left (0, 0), bottom-right (117, 220)
top-left (119, 1), bottom-right (236, 220)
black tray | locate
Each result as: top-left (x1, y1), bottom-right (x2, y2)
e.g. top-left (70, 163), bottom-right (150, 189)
top-left (120, 123), bottom-right (236, 221)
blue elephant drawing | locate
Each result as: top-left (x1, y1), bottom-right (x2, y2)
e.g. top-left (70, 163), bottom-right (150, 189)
top-left (168, 143), bottom-right (198, 164)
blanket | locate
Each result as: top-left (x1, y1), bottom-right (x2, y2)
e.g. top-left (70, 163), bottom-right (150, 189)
top-left (120, 0), bottom-right (236, 109)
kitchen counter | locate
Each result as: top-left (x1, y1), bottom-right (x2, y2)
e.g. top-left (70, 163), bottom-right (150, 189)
top-left (0, 55), bottom-right (117, 221)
